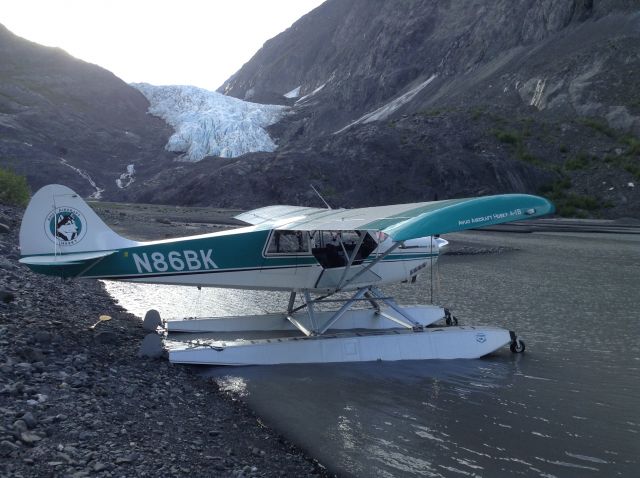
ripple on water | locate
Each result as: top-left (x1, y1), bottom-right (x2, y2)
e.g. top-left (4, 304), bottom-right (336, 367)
top-left (412, 424), bottom-right (446, 443)
top-left (564, 452), bottom-right (609, 464)
top-left (534, 457), bottom-right (600, 472)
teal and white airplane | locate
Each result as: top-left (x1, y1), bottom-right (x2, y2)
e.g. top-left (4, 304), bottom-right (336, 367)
top-left (20, 184), bottom-right (554, 365)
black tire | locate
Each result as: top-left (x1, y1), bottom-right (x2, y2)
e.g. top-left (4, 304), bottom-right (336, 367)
top-left (510, 339), bottom-right (526, 353)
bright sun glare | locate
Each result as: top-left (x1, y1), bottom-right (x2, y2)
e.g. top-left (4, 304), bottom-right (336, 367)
top-left (1, 0), bottom-right (324, 90)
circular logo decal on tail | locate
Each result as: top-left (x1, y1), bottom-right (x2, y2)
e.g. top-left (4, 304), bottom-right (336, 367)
top-left (45, 207), bottom-right (87, 246)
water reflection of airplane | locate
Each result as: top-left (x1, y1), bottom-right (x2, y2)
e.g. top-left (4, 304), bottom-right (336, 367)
top-left (20, 184), bottom-right (554, 366)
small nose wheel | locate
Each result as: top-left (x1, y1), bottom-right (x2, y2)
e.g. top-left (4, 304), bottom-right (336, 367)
top-left (509, 330), bottom-right (526, 353)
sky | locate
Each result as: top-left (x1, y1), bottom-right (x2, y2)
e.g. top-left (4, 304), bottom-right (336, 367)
top-left (1, 0), bottom-right (325, 90)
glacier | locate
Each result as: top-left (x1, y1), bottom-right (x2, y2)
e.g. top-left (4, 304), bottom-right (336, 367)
top-left (132, 83), bottom-right (288, 161)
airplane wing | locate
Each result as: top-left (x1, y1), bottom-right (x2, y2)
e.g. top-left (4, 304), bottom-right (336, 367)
top-left (239, 194), bottom-right (554, 241)
top-left (235, 205), bottom-right (328, 226)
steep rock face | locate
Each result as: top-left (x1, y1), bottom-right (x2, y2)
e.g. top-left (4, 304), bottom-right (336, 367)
top-left (220, 0), bottom-right (640, 139)
top-left (131, 116), bottom-right (549, 208)
top-left (149, 0), bottom-right (637, 218)
top-left (0, 24), bottom-right (175, 199)
top-left (129, 107), bottom-right (639, 219)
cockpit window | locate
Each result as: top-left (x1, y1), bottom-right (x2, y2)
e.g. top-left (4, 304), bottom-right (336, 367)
top-left (311, 230), bottom-right (378, 268)
top-left (266, 231), bottom-right (310, 254)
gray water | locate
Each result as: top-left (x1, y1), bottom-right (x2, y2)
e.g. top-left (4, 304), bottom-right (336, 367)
top-left (106, 231), bottom-right (640, 477)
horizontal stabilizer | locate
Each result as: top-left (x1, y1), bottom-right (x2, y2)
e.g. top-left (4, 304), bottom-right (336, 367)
top-left (19, 250), bottom-right (116, 266)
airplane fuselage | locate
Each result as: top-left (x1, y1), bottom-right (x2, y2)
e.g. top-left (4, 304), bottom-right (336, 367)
top-left (29, 226), bottom-right (440, 292)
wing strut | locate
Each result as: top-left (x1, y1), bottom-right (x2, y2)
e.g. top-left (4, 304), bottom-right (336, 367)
top-left (335, 231), bottom-right (366, 290)
top-left (337, 241), bottom-right (402, 291)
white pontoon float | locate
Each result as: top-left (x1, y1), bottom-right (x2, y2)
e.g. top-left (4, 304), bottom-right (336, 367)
top-left (166, 288), bottom-right (524, 366)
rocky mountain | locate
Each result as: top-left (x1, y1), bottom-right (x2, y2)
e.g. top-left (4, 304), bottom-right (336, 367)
top-left (131, 0), bottom-right (640, 218)
top-left (221, 0), bottom-right (640, 134)
top-left (0, 24), bottom-right (176, 199)
top-left (2, 1), bottom-right (639, 218)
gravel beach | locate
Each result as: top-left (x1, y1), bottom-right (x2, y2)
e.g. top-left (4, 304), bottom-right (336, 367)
top-left (0, 203), bottom-right (328, 477)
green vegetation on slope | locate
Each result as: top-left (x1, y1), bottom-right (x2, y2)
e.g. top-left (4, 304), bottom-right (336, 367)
top-left (0, 167), bottom-right (30, 206)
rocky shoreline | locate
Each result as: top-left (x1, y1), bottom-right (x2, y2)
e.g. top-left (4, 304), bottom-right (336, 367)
top-left (0, 202), bottom-right (328, 477)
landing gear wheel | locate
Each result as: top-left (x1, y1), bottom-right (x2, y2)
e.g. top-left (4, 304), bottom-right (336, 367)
top-left (510, 339), bottom-right (525, 353)
top-left (445, 315), bottom-right (459, 326)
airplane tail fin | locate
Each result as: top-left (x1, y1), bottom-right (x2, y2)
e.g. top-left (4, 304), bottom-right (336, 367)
top-left (19, 184), bottom-right (137, 257)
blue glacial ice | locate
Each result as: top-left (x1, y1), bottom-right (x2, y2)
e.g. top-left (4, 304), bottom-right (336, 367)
top-left (132, 83), bottom-right (288, 161)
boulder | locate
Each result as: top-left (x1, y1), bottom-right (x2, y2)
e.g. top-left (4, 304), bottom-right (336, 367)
top-left (143, 309), bottom-right (162, 331)
top-left (0, 290), bottom-right (15, 304)
top-left (137, 333), bottom-right (164, 359)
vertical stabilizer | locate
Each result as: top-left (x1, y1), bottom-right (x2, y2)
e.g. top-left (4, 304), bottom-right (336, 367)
top-left (19, 184), bottom-right (137, 257)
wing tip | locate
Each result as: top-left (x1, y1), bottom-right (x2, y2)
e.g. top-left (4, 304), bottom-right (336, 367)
top-left (384, 193), bottom-right (556, 241)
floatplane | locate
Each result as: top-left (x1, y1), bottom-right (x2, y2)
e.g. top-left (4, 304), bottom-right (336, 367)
top-left (19, 184), bottom-right (554, 366)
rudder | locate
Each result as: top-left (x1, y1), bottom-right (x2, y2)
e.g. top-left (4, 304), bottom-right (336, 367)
top-left (19, 184), bottom-right (137, 257)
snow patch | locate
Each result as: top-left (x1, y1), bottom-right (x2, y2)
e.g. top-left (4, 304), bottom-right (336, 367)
top-left (116, 164), bottom-right (135, 189)
top-left (334, 74), bottom-right (437, 134)
top-left (530, 78), bottom-right (546, 109)
top-left (295, 82), bottom-right (327, 105)
top-left (133, 83), bottom-right (287, 161)
top-left (284, 86), bottom-right (301, 98)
